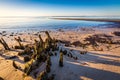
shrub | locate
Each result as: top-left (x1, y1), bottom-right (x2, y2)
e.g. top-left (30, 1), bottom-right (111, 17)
top-left (113, 31), bottom-right (120, 36)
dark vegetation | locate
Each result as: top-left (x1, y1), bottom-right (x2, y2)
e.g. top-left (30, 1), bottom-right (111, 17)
top-left (113, 31), bottom-right (120, 36)
top-left (83, 34), bottom-right (120, 50)
top-left (57, 33), bottom-right (120, 51)
top-left (84, 34), bottom-right (120, 45)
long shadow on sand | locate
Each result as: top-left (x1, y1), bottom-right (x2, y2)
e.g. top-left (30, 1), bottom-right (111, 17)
top-left (84, 52), bottom-right (120, 67)
top-left (71, 50), bottom-right (120, 67)
top-left (0, 53), bottom-right (24, 64)
top-left (66, 60), bottom-right (120, 80)
top-left (89, 52), bottom-right (120, 58)
top-left (60, 49), bottom-right (120, 80)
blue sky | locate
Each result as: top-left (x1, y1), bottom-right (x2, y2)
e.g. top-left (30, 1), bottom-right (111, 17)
top-left (0, 0), bottom-right (120, 16)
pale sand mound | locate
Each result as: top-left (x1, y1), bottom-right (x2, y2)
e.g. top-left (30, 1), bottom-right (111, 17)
top-left (0, 60), bottom-right (23, 80)
top-left (49, 46), bottom-right (120, 80)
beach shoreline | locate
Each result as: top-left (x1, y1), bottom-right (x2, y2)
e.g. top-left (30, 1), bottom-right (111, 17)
top-left (0, 26), bottom-right (120, 80)
top-left (52, 17), bottom-right (120, 23)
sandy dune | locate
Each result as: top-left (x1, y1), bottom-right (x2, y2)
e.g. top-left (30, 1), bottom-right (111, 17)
top-left (0, 27), bottom-right (120, 80)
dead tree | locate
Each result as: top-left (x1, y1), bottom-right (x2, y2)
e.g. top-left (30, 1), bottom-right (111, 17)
top-left (0, 38), bottom-right (10, 50)
top-left (15, 37), bottom-right (24, 49)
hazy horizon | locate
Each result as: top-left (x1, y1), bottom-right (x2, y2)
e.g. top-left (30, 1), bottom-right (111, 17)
top-left (0, 0), bottom-right (120, 17)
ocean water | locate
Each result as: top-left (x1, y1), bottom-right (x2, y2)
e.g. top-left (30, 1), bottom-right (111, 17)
top-left (0, 17), bottom-right (117, 32)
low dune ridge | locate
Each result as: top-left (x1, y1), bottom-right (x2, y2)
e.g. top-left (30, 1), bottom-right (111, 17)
top-left (52, 17), bottom-right (120, 23)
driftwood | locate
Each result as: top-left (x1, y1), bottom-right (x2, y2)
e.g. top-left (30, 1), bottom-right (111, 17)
top-left (15, 37), bottom-right (24, 49)
top-left (12, 61), bottom-right (19, 69)
top-left (0, 38), bottom-right (10, 50)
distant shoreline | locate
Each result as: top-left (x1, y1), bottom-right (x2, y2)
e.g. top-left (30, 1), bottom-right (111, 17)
top-left (52, 18), bottom-right (120, 23)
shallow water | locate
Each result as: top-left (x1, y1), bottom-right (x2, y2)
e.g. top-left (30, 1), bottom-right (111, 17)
top-left (0, 17), bottom-right (117, 32)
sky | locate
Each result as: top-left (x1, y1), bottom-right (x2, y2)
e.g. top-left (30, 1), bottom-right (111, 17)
top-left (0, 0), bottom-right (120, 16)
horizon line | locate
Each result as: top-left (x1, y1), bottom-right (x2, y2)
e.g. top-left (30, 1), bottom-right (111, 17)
top-left (0, 15), bottom-right (120, 18)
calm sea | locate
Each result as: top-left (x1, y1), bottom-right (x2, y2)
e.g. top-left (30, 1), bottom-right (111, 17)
top-left (0, 17), bottom-right (119, 32)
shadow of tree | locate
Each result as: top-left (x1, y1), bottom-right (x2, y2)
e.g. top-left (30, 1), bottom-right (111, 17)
top-left (89, 52), bottom-right (120, 58)
top-left (49, 49), bottom-right (120, 80)
top-left (68, 48), bottom-right (120, 67)
top-left (0, 53), bottom-right (24, 64)
top-left (66, 60), bottom-right (120, 80)
top-left (75, 51), bottom-right (120, 67)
